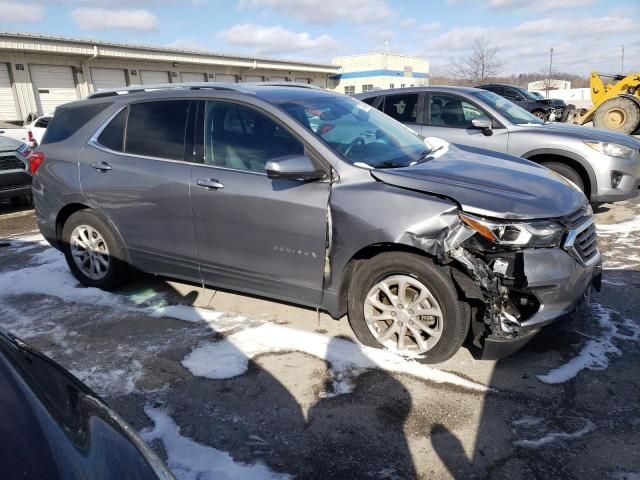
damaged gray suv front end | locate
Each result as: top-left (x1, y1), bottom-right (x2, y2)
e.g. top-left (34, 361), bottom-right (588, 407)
top-left (34, 85), bottom-right (601, 363)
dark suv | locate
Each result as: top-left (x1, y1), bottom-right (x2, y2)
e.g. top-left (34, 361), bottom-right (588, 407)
top-left (32, 83), bottom-right (601, 362)
top-left (476, 84), bottom-right (554, 120)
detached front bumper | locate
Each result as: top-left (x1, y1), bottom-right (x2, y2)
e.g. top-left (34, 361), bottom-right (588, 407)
top-left (480, 248), bottom-right (601, 360)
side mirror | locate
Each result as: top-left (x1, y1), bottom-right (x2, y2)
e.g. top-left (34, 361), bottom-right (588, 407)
top-left (471, 117), bottom-right (493, 136)
top-left (265, 155), bottom-right (326, 181)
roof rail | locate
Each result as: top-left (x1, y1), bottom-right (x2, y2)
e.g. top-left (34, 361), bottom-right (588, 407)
top-left (87, 81), bottom-right (320, 99)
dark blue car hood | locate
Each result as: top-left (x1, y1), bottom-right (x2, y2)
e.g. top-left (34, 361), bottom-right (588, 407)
top-left (371, 143), bottom-right (587, 220)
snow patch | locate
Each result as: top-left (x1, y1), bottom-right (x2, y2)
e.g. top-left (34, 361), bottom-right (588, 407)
top-left (141, 407), bottom-right (290, 480)
top-left (513, 418), bottom-right (595, 449)
top-left (538, 304), bottom-right (640, 384)
top-left (597, 217), bottom-right (640, 234)
top-left (183, 323), bottom-right (489, 393)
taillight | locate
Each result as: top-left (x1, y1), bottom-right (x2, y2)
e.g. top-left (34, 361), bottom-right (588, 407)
top-left (27, 130), bottom-right (37, 150)
top-left (28, 151), bottom-right (44, 174)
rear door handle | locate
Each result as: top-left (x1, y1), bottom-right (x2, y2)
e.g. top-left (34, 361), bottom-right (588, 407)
top-left (196, 179), bottom-right (224, 190)
top-left (91, 161), bottom-right (112, 172)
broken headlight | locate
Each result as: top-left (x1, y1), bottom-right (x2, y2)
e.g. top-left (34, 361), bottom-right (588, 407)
top-left (459, 212), bottom-right (564, 247)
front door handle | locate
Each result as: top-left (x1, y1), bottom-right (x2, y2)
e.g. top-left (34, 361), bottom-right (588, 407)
top-left (196, 179), bottom-right (224, 190)
top-left (91, 161), bottom-right (112, 172)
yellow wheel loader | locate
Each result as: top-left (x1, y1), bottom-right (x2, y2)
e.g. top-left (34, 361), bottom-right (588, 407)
top-left (566, 71), bottom-right (640, 134)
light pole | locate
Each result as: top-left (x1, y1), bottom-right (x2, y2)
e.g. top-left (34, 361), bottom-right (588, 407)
top-left (620, 43), bottom-right (624, 74)
top-left (547, 47), bottom-right (553, 98)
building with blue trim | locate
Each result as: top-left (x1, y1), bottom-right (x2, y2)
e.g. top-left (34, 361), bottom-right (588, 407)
top-left (331, 52), bottom-right (429, 94)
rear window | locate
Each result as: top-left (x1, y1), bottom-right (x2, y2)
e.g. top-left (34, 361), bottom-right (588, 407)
top-left (41, 103), bottom-right (111, 144)
top-left (97, 108), bottom-right (127, 152)
top-left (125, 101), bottom-right (189, 160)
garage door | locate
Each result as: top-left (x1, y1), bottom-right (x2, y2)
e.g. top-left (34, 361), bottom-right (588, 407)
top-left (295, 77), bottom-right (311, 84)
top-left (181, 72), bottom-right (206, 83)
top-left (270, 76), bottom-right (287, 82)
top-left (0, 63), bottom-right (19, 121)
top-left (30, 65), bottom-right (78, 116)
top-left (215, 74), bottom-right (236, 83)
top-left (244, 75), bottom-right (264, 83)
top-left (91, 68), bottom-right (127, 91)
top-left (140, 70), bottom-right (169, 85)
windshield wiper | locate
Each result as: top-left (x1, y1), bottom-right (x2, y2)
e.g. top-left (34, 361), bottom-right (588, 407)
top-left (413, 146), bottom-right (443, 165)
top-left (370, 160), bottom-right (409, 169)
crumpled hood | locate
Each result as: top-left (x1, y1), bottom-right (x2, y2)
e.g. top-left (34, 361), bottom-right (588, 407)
top-left (521, 122), bottom-right (640, 149)
top-left (370, 143), bottom-right (587, 220)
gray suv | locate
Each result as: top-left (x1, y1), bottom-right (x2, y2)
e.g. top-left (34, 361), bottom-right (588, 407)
top-left (357, 87), bottom-right (640, 203)
top-left (33, 83), bottom-right (601, 363)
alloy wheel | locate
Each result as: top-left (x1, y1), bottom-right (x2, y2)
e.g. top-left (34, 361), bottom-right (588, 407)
top-left (363, 274), bottom-right (443, 354)
top-left (70, 225), bottom-right (110, 280)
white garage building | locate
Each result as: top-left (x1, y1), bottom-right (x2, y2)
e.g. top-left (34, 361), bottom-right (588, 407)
top-left (0, 32), bottom-right (339, 123)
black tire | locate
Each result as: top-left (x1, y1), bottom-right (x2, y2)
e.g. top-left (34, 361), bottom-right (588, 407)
top-left (542, 162), bottom-right (585, 193)
top-left (593, 97), bottom-right (640, 134)
top-left (559, 104), bottom-right (575, 123)
top-left (61, 209), bottom-right (129, 290)
top-left (347, 252), bottom-right (470, 364)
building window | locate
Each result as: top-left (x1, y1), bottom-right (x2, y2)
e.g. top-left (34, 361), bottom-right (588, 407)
top-left (362, 84), bottom-right (374, 93)
top-left (400, 84), bottom-right (405, 88)
top-left (389, 83), bottom-right (394, 89)
top-left (344, 85), bottom-right (355, 95)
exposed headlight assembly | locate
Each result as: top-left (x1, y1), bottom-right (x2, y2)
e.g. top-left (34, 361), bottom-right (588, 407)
top-left (585, 141), bottom-right (635, 159)
top-left (459, 212), bottom-right (564, 247)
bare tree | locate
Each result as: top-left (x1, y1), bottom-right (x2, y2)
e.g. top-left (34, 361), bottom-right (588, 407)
top-left (451, 38), bottom-right (503, 84)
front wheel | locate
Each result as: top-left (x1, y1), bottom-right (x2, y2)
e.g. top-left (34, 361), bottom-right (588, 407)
top-left (61, 209), bottom-right (129, 290)
top-left (541, 162), bottom-right (585, 193)
top-left (532, 110), bottom-right (548, 121)
top-left (347, 252), bottom-right (470, 363)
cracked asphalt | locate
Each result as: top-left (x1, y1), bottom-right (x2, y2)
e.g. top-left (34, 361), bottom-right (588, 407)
top-left (1, 197), bottom-right (639, 479)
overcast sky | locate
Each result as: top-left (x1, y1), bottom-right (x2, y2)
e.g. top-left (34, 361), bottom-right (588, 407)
top-left (1, 0), bottom-right (638, 76)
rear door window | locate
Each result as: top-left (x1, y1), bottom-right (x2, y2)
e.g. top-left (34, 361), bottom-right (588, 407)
top-left (382, 93), bottom-right (419, 123)
top-left (125, 100), bottom-right (190, 160)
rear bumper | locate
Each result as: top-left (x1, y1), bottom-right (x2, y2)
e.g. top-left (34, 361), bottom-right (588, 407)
top-left (0, 170), bottom-right (32, 199)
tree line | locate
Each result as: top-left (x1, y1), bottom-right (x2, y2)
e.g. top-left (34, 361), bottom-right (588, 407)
top-left (430, 38), bottom-right (589, 89)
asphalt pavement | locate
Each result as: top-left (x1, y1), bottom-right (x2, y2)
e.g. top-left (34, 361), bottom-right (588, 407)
top-left (1, 197), bottom-right (639, 479)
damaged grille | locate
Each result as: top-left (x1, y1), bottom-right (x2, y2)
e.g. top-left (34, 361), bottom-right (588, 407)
top-left (574, 223), bottom-right (598, 263)
top-left (0, 156), bottom-right (26, 171)
top-left (561, 206), bottom-right (599, 266)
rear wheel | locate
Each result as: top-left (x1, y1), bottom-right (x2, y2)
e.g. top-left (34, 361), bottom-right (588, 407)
top-left (542, 162), bottom-right (585, 193)
top-left (593, 97), bottom-right (640, 134)
top-left (347, 252), bottom-right (469, 363)
top-left (61, 210), bottom-right (129, 290)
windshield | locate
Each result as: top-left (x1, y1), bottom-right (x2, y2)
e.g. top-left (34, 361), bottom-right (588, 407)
top-left (471, 90), bottom-right (544, 125)
top-left (276, 94), bottom-right (429, 168)
top-left (515, 87), bottom-right (542, 101)
top-left (530, 91), bottom-right (544, 100)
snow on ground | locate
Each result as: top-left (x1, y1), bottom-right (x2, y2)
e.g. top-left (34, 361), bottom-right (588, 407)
top-left (1, 234), bottom-right (487, 395)
top-left (597, 217), bottom-right (640, 234)
top-left (141, 407), bottom-right (290, 480)
top-left (513, 418), bottom-right (595, 449)
top-left (182, 323), bottom-right (490, 393)
top-left (537, 303), bottom-right (640, 384)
